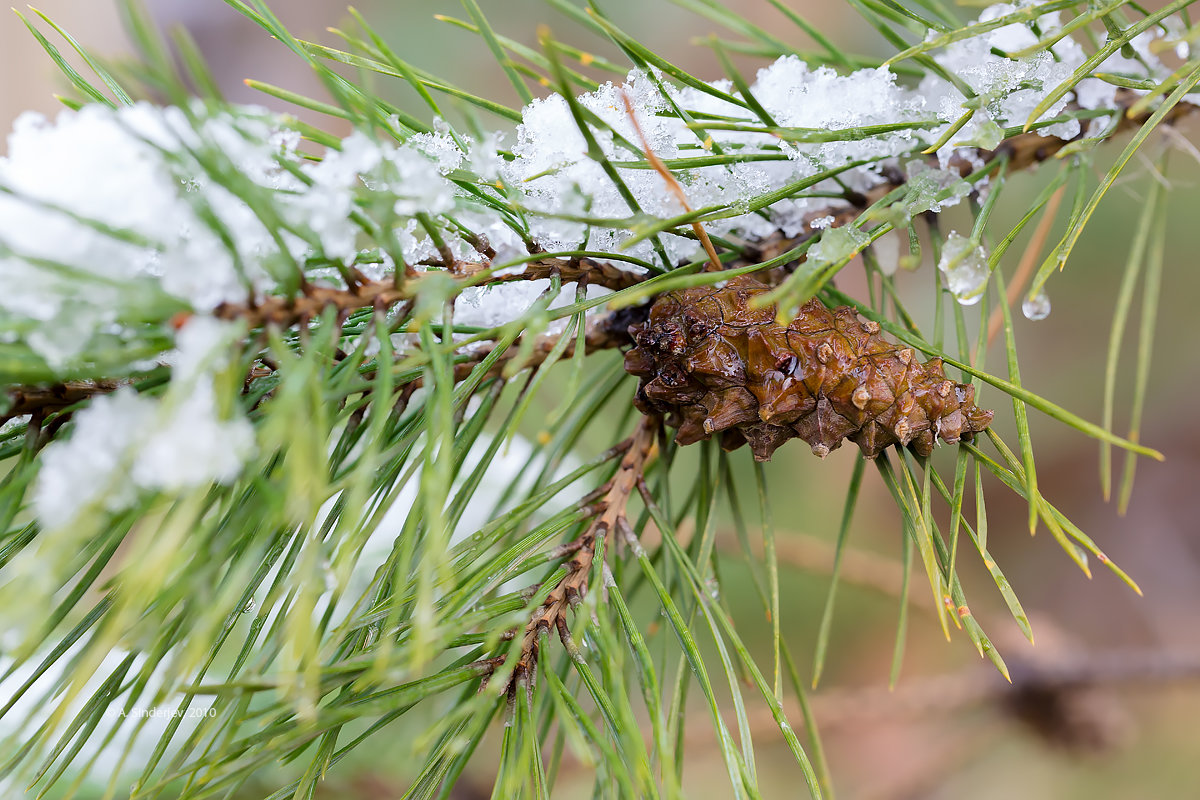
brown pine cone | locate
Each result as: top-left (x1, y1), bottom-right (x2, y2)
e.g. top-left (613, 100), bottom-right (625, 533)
top-left (624, 275), bottom-right (992, 461)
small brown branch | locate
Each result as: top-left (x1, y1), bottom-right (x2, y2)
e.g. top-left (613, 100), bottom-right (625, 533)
top-left (211, 255), bottom-right (647, 332)
top-left (497, 415), bottom-right (658, 694)
top-left (1, 302), bottom-right (642, 429)
top-left (2, 379), bottom-right (125, 424)
top-left (445, 307), bottom-right (641, 386)
top-left (212, 279), bottom-right (407, 328)
top-left (457, 255), bottom-right (648, 291)
top-left (620, 88), bottom-right (724, 274)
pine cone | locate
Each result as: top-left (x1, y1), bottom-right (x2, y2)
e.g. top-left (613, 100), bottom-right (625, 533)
top-left (624, 275), bottom-right (992, 461)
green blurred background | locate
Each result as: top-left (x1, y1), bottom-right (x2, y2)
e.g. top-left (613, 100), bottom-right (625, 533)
top-left (3, 2), bottom-right (1199, 798)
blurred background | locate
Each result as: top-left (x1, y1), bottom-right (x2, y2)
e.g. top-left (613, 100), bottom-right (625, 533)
top-left (3, 2), bottom-right (1199, 798)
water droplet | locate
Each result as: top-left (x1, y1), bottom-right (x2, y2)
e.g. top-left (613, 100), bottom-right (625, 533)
top-left (242, 599), bottom-right (257, 614)
top-left (1021, 290), bottom-right (1051, 321)
top-left (937, 232), bottom-right (988, 306)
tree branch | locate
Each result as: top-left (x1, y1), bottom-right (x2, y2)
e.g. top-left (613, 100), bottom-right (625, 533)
top-left (7, 91), bottom-right (1193, 427)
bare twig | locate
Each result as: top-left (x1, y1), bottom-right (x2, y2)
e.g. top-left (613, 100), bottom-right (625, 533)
top-left (492, 415), bottom-right (658, 695)
top-left (620, 88), bottom-right (724, 273)
top-left (2, 379), bottom-right (125, 424)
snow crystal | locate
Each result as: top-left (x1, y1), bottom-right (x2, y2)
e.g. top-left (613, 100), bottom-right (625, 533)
top-left (921, 10), bottom-right (1081, 147)
top-left (0, 103), bottom-right (298, 364)
top-left (385, 141), bottom-right (458, 217)
top-left (491, 3), bottom-right (1169, 270)
top-left (454, 280), bottom-right (552, 329)
top-left (901, 160), bottom-right (972, 217)
top-left (467, 131), bottom-right (505, 181)
top-left (754, 59), bottom-right (928, 169)
top-left (32, 389), bottom-right (147, 528)
top-left (410, 128), bottom-right (465, 174)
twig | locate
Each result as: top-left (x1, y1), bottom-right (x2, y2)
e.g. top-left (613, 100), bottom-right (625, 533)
top-left (211, 256), bottom-right (646, 331)
top-left (490, 415), bottom-right (658, 695)
top-left (2, 379), bottom-right (125, 423)
top-left (620, 88), bottom-right (725, 273)
top-left (1, 301), bottom-right (644, 427)
top-left (421, 305), bottom-right (643, 388)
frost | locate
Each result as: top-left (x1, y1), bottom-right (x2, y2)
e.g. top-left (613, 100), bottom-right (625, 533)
top-left (937, 232), bottom-right (989, 305)
top-left (410, 129), bottom-right (465, 174)
top-left (1022, 289), bottom-right (1051, 320)
top-left (31, 390), bottom-right (146, 528)
top-left (911, 2), bottom-right (1136, 152)
top-left (0, 103), bottom-right (301, 363)
top-left (385, 142), bottom-right (458, 217)
top-left (467, 131), bottom-right (505, 180)
top-left (754, 59), bottom-right (929, 168)
top-left (296, 130), bottom-right (385, 264)
top-left (454, 280), bottom-right (551, 329)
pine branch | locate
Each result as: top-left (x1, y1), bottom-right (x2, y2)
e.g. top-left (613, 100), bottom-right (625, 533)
top-left (7, 87), bottom-right (1192, 423)
top-left (3, 2), bottom-right (1198, 797)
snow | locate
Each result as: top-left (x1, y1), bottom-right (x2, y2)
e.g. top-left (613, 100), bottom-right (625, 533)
top-left (32, 316), bottom-right (255, 528)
